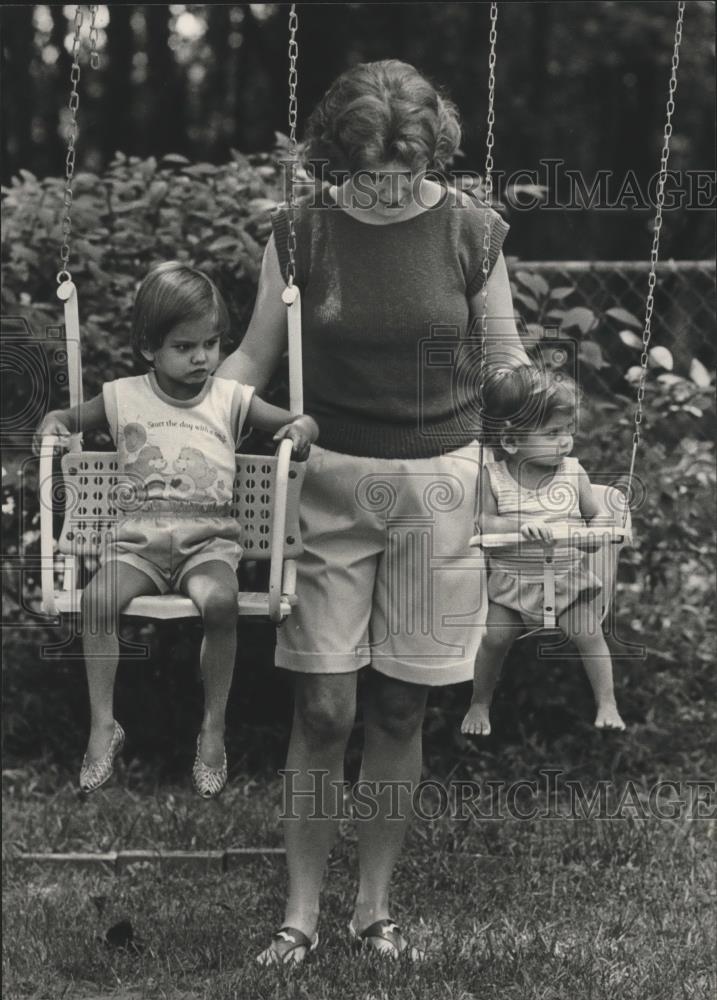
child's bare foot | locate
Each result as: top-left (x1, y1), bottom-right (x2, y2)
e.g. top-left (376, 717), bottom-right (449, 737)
top-left (594, 703), bottom-right (626, 730)
top-left (461, 703), bottom-right (492, 736)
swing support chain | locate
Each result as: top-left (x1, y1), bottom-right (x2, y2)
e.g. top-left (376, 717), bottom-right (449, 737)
top-left (285, 4), bottom-right (299, 290)
top-left (58, 5), bottom-right (99, 286)
top-left (623, 0), bottom-right (685, 523)
top-left (476, 1), bottom-right (499, 533)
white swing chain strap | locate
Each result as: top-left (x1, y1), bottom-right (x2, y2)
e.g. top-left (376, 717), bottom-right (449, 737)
top-left (624, 0), bottom-right (685, 525)
top-left (476, 2), bottom-right (499, 532)
top-left (280, 4), bottom-right (303, 416)
top-left (57, 5), bottom-right (99, 415)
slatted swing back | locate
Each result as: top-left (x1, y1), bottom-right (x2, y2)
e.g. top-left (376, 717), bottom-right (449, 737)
top-left (40, 3), bottom-right (307, 624)
top-left (55, 452), bottom-right (304, 563)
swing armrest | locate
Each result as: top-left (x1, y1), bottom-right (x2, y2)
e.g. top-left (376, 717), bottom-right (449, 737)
top-left (39, 435), bottom-right (62, 615)
top-left (267, 437), bottom-right (294, 623)
top-left (470, 524), bottom-right (629, 550)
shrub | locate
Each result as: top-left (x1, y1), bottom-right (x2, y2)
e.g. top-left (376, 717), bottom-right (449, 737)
top-left (2, 154), bottom-right (715, 779)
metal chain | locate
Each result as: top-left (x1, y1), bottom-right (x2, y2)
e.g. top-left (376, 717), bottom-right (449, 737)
top-left (285, 4), bottom-right (299, 287)
top-left (624, 0), bottom-right (685, 514)
top-left (58, 5), bottom-right (99, 284)
top-left (477, 2), bottom-right (498, 529)
top-left (58, 5), bottom-right (85, 283)
top-left (89, 4), bottom-right (100, 70)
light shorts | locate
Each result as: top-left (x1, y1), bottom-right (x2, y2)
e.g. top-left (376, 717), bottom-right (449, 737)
top-left (275, 442), bottom-right (491, 686)
top-left (103, 514), bottom-right (242, 594)
top-left (488, 562), bottom-right (603, 625)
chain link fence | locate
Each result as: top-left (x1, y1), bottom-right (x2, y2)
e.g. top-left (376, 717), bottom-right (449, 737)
top-left (506, 260), bottom-right (715, 372)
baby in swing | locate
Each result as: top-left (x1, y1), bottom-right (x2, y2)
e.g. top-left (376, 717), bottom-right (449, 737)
top-left (35, 261), bottom-right (318, 797)
top-left (462, 365), bottom-right (626, 736)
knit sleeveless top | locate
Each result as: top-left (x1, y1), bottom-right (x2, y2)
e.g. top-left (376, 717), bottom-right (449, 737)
top-left (270, 187), bottom-right (509, 459)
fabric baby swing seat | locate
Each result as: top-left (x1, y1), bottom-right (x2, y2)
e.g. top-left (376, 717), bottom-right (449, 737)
top-left (470, 489), bottom-right (632, 631)
top-left (469, 0), bottom-right (684, 632)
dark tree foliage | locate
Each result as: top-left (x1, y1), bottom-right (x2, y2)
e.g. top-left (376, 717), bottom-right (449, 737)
top-left (1, 3), bottom-right (714, 259)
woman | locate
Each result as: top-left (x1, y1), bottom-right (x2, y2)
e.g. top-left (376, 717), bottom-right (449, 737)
top-left (219, 60), bottom-right (529, 963)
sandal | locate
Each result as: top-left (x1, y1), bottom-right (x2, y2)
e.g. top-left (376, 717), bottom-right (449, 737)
top-left (79, 721), bottom-right (125, 794)
top-left (348, 918), bottom-right (426, 961)
top-left (192, 734), bottom-right (227, 799)
top-left (256, 926), bottom-right (319, 966)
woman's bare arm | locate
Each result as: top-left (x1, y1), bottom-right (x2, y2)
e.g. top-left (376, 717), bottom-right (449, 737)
top-left (217, 233), bottom-right (288, 392)
top-left (469, 252), bottom-right (531, 370)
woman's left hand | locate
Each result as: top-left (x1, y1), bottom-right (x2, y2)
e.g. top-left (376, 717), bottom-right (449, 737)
top-left (273, 415), bottom-right (319, 461)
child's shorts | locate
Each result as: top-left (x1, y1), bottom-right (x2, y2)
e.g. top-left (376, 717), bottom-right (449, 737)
top-left (488, 560), bottom-right (602, 626)
top-left (103, 514), bottom-right (242, 593)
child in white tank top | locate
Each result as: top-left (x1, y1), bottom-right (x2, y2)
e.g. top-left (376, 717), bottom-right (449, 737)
top-left (462, 366), bottom-right (625, 736)
top-left (36, 262), bottom-right (318, 797)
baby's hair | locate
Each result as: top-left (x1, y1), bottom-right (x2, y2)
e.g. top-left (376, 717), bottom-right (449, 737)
top-left (481, 365), bottom-right (579, 452)
top-left (301, 59), bottom-right (461, 178)
top-left (131, 261), bottom-right (230, 362)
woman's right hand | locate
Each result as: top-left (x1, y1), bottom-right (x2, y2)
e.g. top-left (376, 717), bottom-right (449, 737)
top-left (33, 413), bottom-right (72, 455)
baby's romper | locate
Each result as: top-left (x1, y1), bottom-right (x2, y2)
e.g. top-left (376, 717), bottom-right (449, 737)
top-left (485, 457), bottom-right (602, 625)
top-left (101, 373), bottom-right (254, 592)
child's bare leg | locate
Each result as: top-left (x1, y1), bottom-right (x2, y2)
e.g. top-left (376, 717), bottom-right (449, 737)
top-left (558, 600), bottom-right (626, 730)
top-left (181, 561), bottom-right (239, 767)
top-left (81, 562), bottom-right (158, 761)
top-left (462, 602), bottom-right (524, 736)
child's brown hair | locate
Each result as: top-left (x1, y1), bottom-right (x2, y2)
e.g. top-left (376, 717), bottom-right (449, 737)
top-left (481, 365), bottom-right (579, 454)
top-left (131, 261), bottom-right (230, 363)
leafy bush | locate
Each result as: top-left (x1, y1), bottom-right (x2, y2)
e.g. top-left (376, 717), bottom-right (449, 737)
top-left (2, 155), bottom-right (715, 780)
top-left (1, 149), bottom-right (291, 416)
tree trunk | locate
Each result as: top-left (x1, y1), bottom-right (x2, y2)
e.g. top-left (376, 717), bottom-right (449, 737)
top-left (1, 7), bottom-right (35, 179)
top-left (146, 5), bottom-right (187, 158)
top-left (205, 5), bottom-right (232, 160)
top-left (104, 5), bottom-right (134, 161)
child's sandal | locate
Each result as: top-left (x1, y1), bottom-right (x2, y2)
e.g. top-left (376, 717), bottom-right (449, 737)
top-left (79, 721), bottom-right (125, 795)
top-left (348, 918), bottom-right (426, 961)
top-left (256, 926), bottom-right (319, 966)
top-left (192, 735), bottom-right (227, 799)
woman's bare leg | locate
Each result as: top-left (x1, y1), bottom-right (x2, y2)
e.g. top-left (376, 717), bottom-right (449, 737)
top-left (280, 671), bottom-right (357, 938)
top-left (351, 670), bottom-right (428, 933)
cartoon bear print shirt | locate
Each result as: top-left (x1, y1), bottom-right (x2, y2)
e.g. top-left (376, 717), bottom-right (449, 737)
top-left (102, 373), bottom-right (254, 515)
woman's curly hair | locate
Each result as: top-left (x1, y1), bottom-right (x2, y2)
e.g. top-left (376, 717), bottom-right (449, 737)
top-left (301, 60), bottom-right (461, 178)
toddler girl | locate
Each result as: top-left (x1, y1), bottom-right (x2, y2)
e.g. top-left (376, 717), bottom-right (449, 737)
top-left (36, 261), bottom-right (318, 796)
top-left (462, 365), bottom-right (625, 736)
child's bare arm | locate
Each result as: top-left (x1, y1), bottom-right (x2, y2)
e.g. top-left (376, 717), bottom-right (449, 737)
top-left (246, 395), bottom-right (318, 461)
top-left (33, 394), bottom-right (108, 454)
top-left (577, 464), bottom-right (602, 522)
top-left (574, 463), bottom-right (604, 550)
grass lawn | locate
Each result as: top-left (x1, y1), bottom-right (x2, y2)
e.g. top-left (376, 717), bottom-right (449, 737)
top-left (3, 767), bottom-right (715, 1000)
